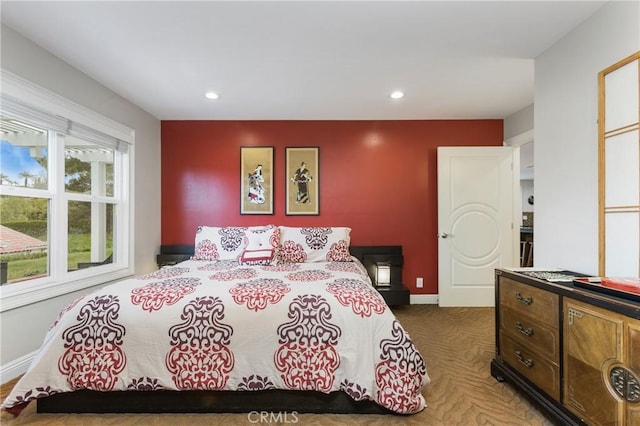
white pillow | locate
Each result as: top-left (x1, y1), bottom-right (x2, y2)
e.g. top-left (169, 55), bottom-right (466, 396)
top-left (278, 226), bottom-right (352, 263)
top-left (240, 227), bottom-right (280, 266)
top-left (192, 226), bottom-right (248, 261)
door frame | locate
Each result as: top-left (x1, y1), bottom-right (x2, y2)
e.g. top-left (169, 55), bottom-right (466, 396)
top-left (506, 129), bottom-right (534, 266)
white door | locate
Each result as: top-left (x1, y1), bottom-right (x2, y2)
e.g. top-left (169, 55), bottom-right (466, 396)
top-left (437, 146), bottom-right (519, 307)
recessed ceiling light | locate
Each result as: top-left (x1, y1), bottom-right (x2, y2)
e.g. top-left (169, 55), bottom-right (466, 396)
top-left (389, 90), bottom-right (404, 99)
top-left (205, 91), bottom-right (219, 100)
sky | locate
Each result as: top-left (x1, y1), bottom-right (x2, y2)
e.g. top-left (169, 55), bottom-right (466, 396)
top-left (0, 140), bottom-right (47, 184)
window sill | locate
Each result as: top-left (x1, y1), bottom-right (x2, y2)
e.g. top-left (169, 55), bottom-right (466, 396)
top-left (0, 266), bottom-right (134, 313)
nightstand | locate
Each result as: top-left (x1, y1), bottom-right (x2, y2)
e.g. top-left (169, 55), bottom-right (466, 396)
top-left (376, 282), bottom-right (410, 306)
top-left (156, 245), bottom-right (196, 268)
top-left (156, 253), bottom-right (191, 268)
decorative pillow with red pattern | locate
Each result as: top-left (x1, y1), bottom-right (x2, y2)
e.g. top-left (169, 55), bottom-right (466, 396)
top-left (240, 227), bottom-right (281, 266)
top-left (193, 225), bottom-right (277, 261)
top-left (278, 226), bottom-right (352, 263)
top-left (192, 226), bottom-right (248, 261)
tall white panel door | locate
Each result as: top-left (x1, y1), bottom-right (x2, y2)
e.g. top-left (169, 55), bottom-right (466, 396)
top-left (437, 146), bottom-right (519, 307)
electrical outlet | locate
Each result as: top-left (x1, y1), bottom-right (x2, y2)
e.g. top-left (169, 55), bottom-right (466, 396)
top-left (416, 277), bottom-right (423, 288)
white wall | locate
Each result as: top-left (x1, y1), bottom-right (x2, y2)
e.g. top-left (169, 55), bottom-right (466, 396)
top-left (535, 1), bottom-right (639, 273)
top-left (0, 25), bottom-right (162, 381)
top-left (504, 104), bottom-right (534, 140)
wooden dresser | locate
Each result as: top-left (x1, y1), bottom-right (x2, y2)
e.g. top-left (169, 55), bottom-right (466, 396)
top-left (491, 269), bottom-right (640, 426)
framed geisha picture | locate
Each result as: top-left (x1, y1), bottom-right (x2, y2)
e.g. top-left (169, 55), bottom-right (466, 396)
top-left (286, 147), bottom-right (319, 215)
top-left (240, 146), bottom-right (274, 215)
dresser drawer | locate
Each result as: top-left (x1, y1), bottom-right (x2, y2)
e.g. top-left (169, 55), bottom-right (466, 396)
top-left (500, 332), bottom-right (560, 401)
top-left (499, 277), bottom-right (559, 328)
top-left (500, 306), bottom-right (559, 363)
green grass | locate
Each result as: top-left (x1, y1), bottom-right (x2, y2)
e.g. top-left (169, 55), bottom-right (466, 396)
top-left (1, 234), bottom-right (112, 282)
top-left (2, 252), bottom-right (92, 281)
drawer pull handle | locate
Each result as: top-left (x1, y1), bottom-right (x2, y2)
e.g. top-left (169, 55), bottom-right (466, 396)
top-left (515, 321), bottom-right (534, 337)
top-left (515, 350), bottom-right (533, 368)
top-left (515, 292), bottom-right (533, 305)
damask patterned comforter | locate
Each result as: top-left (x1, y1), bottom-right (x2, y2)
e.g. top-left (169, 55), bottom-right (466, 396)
top-left (2, 258), bottom-right (429, 415)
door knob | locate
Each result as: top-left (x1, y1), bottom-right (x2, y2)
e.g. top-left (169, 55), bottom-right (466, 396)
top-left (438, 233), bottom-right (450, 239)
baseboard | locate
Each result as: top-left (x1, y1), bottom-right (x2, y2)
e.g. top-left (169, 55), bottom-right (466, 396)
top-left (1, 350), bottom-right (36, 384)
top-left (410, 294), bottom-right (439, 304)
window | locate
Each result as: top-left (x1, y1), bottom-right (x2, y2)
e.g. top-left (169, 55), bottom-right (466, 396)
top-left (0, 71), bottom-right (134, 310)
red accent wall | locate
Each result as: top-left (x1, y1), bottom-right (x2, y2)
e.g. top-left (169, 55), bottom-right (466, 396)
top-left (161, 120), bottom-right (503, 295)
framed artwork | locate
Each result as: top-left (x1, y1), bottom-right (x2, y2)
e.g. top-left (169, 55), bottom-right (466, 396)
top-left (286, 147), bottom-right (319, 215)
top-left (240, 146), bottom-right (274, 215)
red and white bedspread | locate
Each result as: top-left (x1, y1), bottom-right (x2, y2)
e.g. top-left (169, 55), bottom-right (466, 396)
top-left (2, 258), bottom-right (429, 415)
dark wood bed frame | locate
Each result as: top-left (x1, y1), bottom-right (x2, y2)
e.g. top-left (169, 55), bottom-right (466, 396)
top-left (37, 245), bottom-right (404, 414)
top-left (38, 389), bottom-right (393, 414)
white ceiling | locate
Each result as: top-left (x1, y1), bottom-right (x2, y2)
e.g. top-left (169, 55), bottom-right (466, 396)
top-left (1, 1), bottom-right (606, 121)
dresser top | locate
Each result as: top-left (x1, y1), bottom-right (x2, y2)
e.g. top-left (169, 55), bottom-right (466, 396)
top-left (496, 268), bottom-right (640, 320)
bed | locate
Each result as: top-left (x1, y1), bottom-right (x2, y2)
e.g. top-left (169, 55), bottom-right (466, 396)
top-left (2, 226), bottom-right (429, 416)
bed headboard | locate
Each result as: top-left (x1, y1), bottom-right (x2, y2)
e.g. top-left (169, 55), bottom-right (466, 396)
top-left (157, 245), bottom-right (403, 284)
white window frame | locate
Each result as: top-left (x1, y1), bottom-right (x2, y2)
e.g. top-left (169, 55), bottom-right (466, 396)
top-left (0, 70), bottom-right (135, 312)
